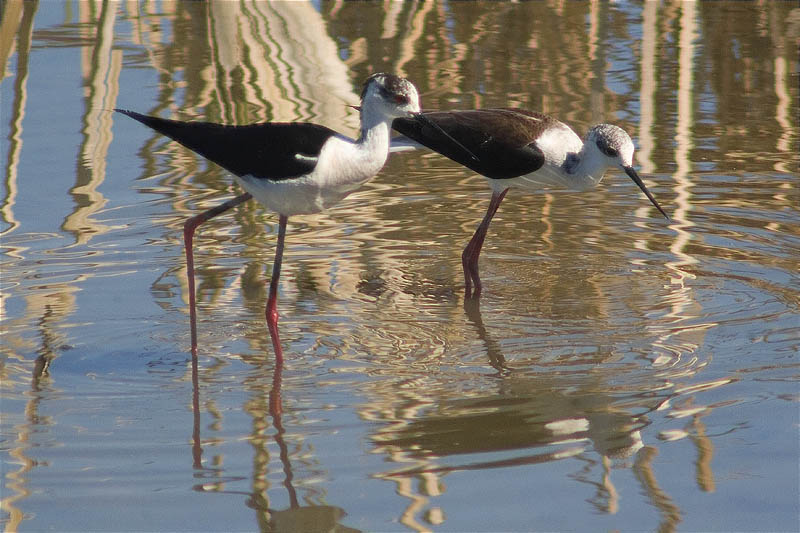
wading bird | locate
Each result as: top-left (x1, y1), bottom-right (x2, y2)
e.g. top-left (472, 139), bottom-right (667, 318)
top-left (392, 109), bottom-right (669, 298)
top-left (118, 73), bottom-right (473, 362)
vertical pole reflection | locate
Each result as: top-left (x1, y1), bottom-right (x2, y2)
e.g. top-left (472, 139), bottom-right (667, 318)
top-left (600, 456), bottom-right (620, 514)
top-left (637, 0), bottom-right (658, 175)
top-left (645, 0), bottom-right (704, 369)
top-left (661, 0), bottom-right (700, 321)
top-left (395, 473), bottom-right (438, 533)
top-left (63, 0), bottom-right (121, 246)
top-left (0, 3), bottom-right (38, 527)
top-left (1, 0), bottom-right (32, 237)
top-left (588, 0), bottom-right (607, 124)
top-left (394, 1), bottom-right (434, 77)
top-left (634, 446), bottom-right (682, 531)
top-left (689, 411), bottom-right (715, 493)
top-left (673, 1), bottom-right (696, 186)
top-left (770, 4), bottom-right (795, 173)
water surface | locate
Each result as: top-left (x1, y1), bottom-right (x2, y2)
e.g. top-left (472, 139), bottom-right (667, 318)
top-left (2, 2), bottom-right (798, 531)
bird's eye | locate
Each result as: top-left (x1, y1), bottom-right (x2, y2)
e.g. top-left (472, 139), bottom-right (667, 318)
top-left (394, 94), bottom-right (410, 105)
top-left (597, 138), bottom-right (618, 157)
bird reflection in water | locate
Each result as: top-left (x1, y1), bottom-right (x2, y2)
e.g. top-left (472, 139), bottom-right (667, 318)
top-left (369, 301), bottom-right (669, 527)
top-left (189, 351), bottom-right (357, 531)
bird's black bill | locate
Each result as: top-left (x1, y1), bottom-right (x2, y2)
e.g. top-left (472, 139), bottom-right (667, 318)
top-left (413, 112), bottom-right (479, 162)
top-left (624, 166), bottom-right (669, 219)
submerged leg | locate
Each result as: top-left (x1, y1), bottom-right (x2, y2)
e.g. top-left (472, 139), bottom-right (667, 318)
top-left (266, 214), bottom-right (288, 364)
top-left (184, 192), bottom-right (253, 353)
top-left (461, 188), bottom-right (509, 299)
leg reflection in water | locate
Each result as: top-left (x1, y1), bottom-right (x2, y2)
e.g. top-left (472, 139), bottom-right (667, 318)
top-left (463, 297), bottom-right (510, 375)
top-left (190, 345), bottom-right (351, 530)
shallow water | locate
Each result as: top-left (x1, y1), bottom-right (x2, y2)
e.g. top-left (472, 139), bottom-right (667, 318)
top-left (2, 2), bottom-right (799, 531)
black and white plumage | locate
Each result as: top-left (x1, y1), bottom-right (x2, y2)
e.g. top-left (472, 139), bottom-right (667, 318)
top-left (392, 108), bottom-right (669, 297)
top-left (117, 73), bottom-right (452, 362)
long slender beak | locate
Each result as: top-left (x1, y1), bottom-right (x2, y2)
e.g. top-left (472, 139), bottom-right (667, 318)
top-left (624, 166), bottom-right (669, 219)
top-left (412, 112), bottom-right (479, 162)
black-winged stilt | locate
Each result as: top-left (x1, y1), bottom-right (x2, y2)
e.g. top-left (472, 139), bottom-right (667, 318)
top-left (117, 73), bottom-right (472, 363)
top-left (392, 108), bottom-right (669, 298)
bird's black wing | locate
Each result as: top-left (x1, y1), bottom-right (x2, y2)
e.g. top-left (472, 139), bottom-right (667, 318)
top-left (393, 108), bottom-right (554, 179)
top-left (116, 109), bottom-right (338, 180)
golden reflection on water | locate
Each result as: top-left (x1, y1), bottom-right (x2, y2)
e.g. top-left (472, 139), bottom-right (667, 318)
top-left (0, 2), bottom-right (27, 239)
top-left (646, 0), bottom-right (705, 371)
top-left (1, 1), bottom-right (799, 531)
top-left (65, 1), bottom-right (119, 247)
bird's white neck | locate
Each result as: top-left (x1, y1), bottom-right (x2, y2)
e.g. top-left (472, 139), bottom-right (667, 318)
top-left (566, 143), bottom-right (610, 189)
top-left (326, 104), bottom-right (393, 182)
top-left (357, 105), bottom-right (392, 153)
top-left (308, 104), bottom-right (393, 206)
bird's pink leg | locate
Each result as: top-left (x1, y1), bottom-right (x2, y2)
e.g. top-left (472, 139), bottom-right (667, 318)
top-left (266, 214), bottom-right (288, 365)
top-left (184, 193), bottom-right (252, 354)
top-left (461, 188), bottom-right (509, 299)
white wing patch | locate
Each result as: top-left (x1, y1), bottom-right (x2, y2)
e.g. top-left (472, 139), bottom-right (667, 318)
top-left (294, 153), bottom-right (318, 164)
top-left (389, 135), bottom-right (426, 153)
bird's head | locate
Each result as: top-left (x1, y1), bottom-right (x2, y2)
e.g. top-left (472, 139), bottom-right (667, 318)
top-left (357, 73), bottom-right (479, 162)
top-left (588, 124), bottom-right (669, 219)
top-left (360, 73), bottom-right (421, 119)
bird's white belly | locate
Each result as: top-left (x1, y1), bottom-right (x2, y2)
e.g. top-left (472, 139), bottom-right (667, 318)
top-left (234, 136), bottom-right (387, 216)
top-left (234, 174), bottom-right (355, 216)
